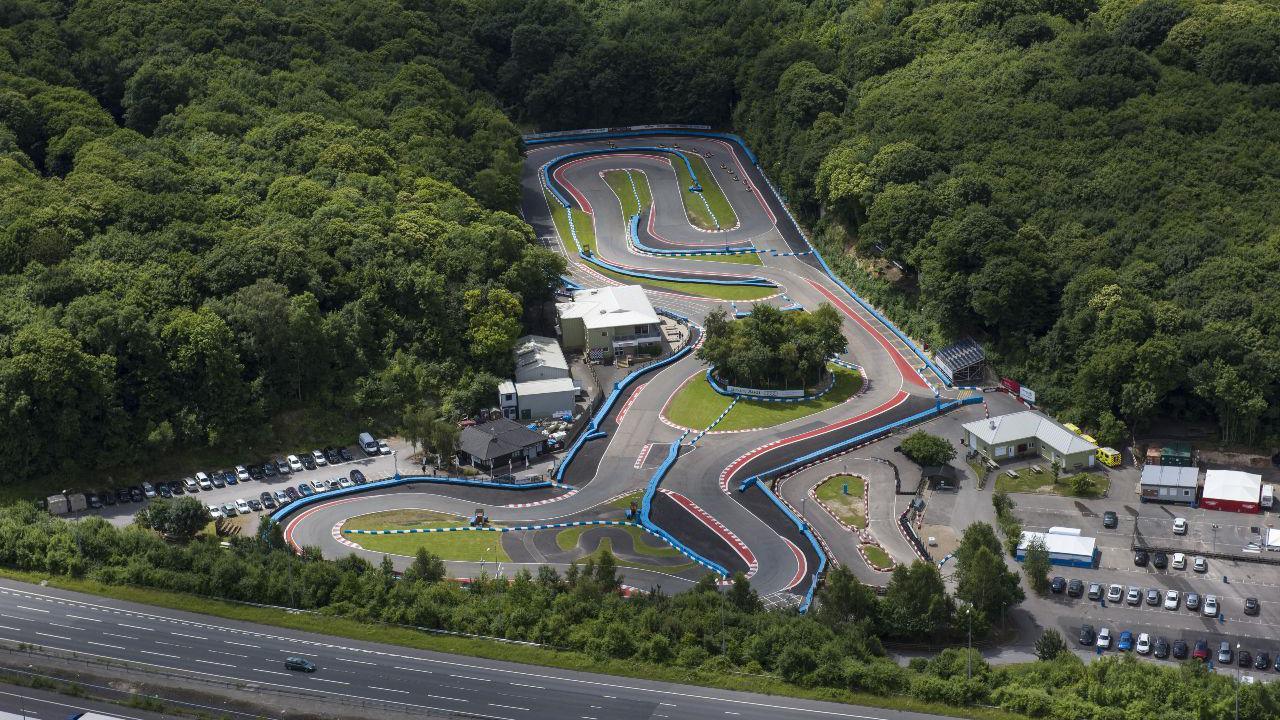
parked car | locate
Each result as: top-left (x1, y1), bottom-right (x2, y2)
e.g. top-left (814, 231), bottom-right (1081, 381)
top-left (359, 432), bottom-right (378, 455)
top-left (1102, 511), bottom-right (1118, 529)
top-left (311, 479), bottom-right (328, 492)
top-left (1088, 582), bottom-right (1103, 600)
top-left (288, 455), bottom-right (304, 472)
top-left (1245, 597), bottom-right (1260, 616)
top-left (1255, 652), bottom-right (1271, 671)
top-left (1107, 584), bottom-right (1123, 603)
top-left (312, 450), bottom-right (328, 467)
top-left (276, 458), bottom-right (292, 475)
top-left (235, 499), bottom-right (251, 515)
top-left (116, 488), bottom-right (133, 504)
top-left (1152, 551), bottom-right (1168, 569)
top-left (1126, 587), bottom-right (1142, 605)
top-left (285, 486), bottom-right (300, 501)
top-left (169, 480), bottom-right (185, 495)
top-left (196, 472), bottom-right (212, 490)
top-left (1050, 576), bottom-right (1066, 594)
top-left (1173, 517), bottom-right (1188, 535)
top-left (378, 440), bottom-right (392, 456)
top-left (1172, 552), bottom-right (1186, 570)
top-left (222, 469), bottom-right (237, 485)
top-left (1136, 632), bottom-right (1151, 655)
top-left (100, 490), bottom-right (117, 506)
top-left (222, 502), bottom-right (237, 517)
top-left (1218, 642), bottom-right (1233, 664)
top-left (1186, 592), bottom-right (1202, 611)
top-left (338, 447), bottom-right (354, 462)
top-left (1133, 550), bottom-right (1149, 567)
top-left (338, 477), bottom-right (354, 489)
top-left (211, 473), bottom-right (226, 489)
top-left (285, 657), bottom-right (316, 673)
top-left (208, 504), bottom-right (223, 519)
top-left (301, 454), bottom-right (317, 471)
top-left (324, 447), bottom-right (341, 465)
top-left (1079, 624), bottom-right (1096, 645)
top-left (262, 462), bottom-right (278, 478)
top-left (274, 491), bottom-right (291, 506)
top-left (1145, 588), bottom-right (1160, 606)
top-left (350, 469), bottom-right (367, 485)
top-left (247, 499), bottom-right (262, 512)
top-left (1097, 628), bottom-right (1112, 650)
top-left (1118, 631), bottom-right (1134, 651)
top-left (298, 484), bottom-right (314, 497)
top-left (86, 493), bottom-right (103, 509)
top-left (142, 482), bottom-right (157, 498)
top-left (1172, 640), bottom-right (1189, 659)
top-left (1238, 650), bottom-right (1252, 668)
top-left (250, 465), bottom-right (265, 480)
top-left (1067, 579), bottom-right (1084, 597)
top-left (157, 484), bottom-right (172, 499)
top-left (1192, 640), bottom-right (1210, 661)
top-left (260, 493), bottom-right (277, 510)
top-left (129, 486), bottom-right (145, 502)
top-left (1193, 556), bottom-right (1208, 573)
top-left (236, 465), bottom-right (251, 482)
top-left (1164, 590), bottom-right (1180, 610)
top-left (1203, 595), bottom-right (1219, 617)
top-left (1153, 637), bottom-right (1169, 659)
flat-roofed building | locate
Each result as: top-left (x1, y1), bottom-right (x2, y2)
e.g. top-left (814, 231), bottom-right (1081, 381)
top-left (557, 285), bottom-right (662, 360)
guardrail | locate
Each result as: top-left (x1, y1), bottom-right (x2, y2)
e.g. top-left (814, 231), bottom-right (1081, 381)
top-left (637, 431), bottom-right (730, 577)
top-left (628, 213), bottom-right (754, 257)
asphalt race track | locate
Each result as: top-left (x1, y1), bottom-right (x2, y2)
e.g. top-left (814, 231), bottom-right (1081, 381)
top-left (0, 578), bottom-right (961, 720)
top-left (283, 128), bottom-right (962, 608)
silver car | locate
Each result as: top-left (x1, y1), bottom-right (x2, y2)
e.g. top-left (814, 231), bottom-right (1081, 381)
top-left (1107, 584), bottom-right (1124, 602)
top-left (1126, 587), bottom-right (1142, 605)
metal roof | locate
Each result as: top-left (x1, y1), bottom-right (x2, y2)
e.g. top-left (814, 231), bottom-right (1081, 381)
top-left (935, 337), bottom-right (985, 373)
top-left (458, 418), bottom-right (546, 462)
top-left (1139, 465), bottom-right (1199, 489)
top-left (512, 335), bottom-right (569, 382)
top-left (962, 411), bottom-right (1098, 456)
top-left (1018, 529), bottom-right (1096, 559)
top-left (557, 285), bottom-right (660, 330)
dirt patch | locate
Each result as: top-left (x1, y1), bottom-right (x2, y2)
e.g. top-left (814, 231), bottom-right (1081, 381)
top-left (921, 524), bottom-right (959, 560)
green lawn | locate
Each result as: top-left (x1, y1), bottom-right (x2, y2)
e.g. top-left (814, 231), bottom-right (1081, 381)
top-left (671, 153), bottom-right (740, 231)
top-left (555, 525), bottom-right (685, 559)
top-left (664, 366), bottom-right (863, 432)
top-left (861, 544), bottom-right (894, 568)
top-left (576, 539), bottom-right (698, 575)
top-left (544, 189), bottom-right (596, 254)
top-left (815, 474), bottom-right (866, 529)
top-left (608, 491), bottom-right (644, 511)
top-left (993, 468), bottom-right (1110, 498)
top-left (344, 509), bottom-right (509, 562)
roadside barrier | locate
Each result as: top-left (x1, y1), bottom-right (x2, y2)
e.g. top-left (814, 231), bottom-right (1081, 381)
top-left (346, 519), bottom-right (645, 535)
top-left (628, 213), bottom-right (754, 257)
top-left (543, 147), bottom-right (706, 209)
top-left (704, 366), bottom-right (837, 403)
top-left (578, 250), bottom-right (776, 288)
top-left (753, 481), bottom-right (827, 613)
top-left (638, 430), bottom-right (730, 577)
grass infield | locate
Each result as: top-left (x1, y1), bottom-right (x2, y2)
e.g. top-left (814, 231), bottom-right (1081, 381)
top-left (815, 474), bottom-right (866, 529)
top-left (343, 509), bottom-right (510, 562)
top-left (664, 365), bottom-right (863, 432)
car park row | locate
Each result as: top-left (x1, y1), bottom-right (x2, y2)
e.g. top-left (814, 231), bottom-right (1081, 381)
top-left (208, 468), bottom-right (370, 519)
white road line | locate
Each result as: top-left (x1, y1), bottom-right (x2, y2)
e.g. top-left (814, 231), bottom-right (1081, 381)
top-left (140, 650), bottom-right (179, 658)
top-left (170, 631), bottom-right (207, 640)
top-left (46, 622), bottom-right (78, 630)
top-left (369, 686), bottom-right (409, 694)
top-left (489, 703), bottom-right (529, 711)
top-left (428, 694), bottom-right (469, 703)
top-left (0, 626), bottom-right (17, 632)
top-left (102, 633), bottom-right (137, 640)
top-left (310, 677), bottom-right (349, 685)
top-left (257, 669), bottom-right (292, 677)
top-left (152, 640), bottom-right (188, 648)
top-left (65, 614), bottom-right (100, 623)
top-left (393, 665), bottom-right (432, 674)
top-left (206, 649), bottom-right (248, 658)
top-left (86, 641), bottom-right (125, 650)
top-left (34, 632), bottom-right (70, 641)
top-left (224, 640), bottom-right (260, 648)
top-left (453, 674), bottom-right (491, 682)
top-left (117, 623), bottom-right (149, 631)
top-left (509, 682), bottom-right (542, 689)
top-left (15, 605), bottom-right (49, 613)
top-left (194, 659), bottom-right (234, 667)
top-left (343, 658), bottom-right (376, 665)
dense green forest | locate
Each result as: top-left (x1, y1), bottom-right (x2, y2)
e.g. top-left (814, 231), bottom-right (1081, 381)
top-left (3, 0), bottom-right (1278, 476)
top-left (2, 500), bottom-right (1277, 719)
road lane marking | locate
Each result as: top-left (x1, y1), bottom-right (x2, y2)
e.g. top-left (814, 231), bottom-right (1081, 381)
top-left (509, 682), bottom-right (542, 689)
top-left (117, 623), bottom-right (149, 631)
top-left (170, 632), bottom-right (207, 640)
top-left (102, 633), bottom-right (136, 640)
top-left (370, 686), bottom-right (409, 694)
top-left (86, 641), bottom-right (125, 650)
top-left (453, 674), bottom-right (492, 682)
top-left (140, 650), bottom-right (179, 658)
top-left (206, 649), bottom-right (248, 658)
top-left (342, 658), bottom-right (375, 665)
top-left (224, 640), bottom-right (260, 648)
top-left (65, 615), bottom-right (100, 623)
top-left (257, 669), bottom-right (292, 677)
top-left (393, 666), bottom-right (432, 673)
top-left (490, 703), bottom-right (529, 711)
top-left (47, 622), bottom-right (78, 630)
top-left (34, 632), bottom-right (70, 641)
top-left (195, 659), bottom-right (234, 667)
top-left (15, 605), bottom-right (49, 613)
top-left (310, 677), bottom-right (349, 685)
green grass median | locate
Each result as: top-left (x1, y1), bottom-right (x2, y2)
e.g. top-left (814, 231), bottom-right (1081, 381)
top-left (815, 474), bottom-right (866, 529)
top-left (672, 153), bottom-right (739, 231)
top-left (343, 509), bottom-right (509, 562)
top-left (664, 365), bottom-right (863, 432)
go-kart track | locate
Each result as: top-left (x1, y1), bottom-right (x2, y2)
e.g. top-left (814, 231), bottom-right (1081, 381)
top-left (282, 127), bottom-right (974, 611)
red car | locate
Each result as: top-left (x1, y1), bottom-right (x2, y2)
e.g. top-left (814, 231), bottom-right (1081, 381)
top-left (1192, 640), bottom-right (1210, 661)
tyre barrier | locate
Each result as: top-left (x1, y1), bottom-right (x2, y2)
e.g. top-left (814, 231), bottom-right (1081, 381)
top-left (638, 431), bottom-right (731, 577)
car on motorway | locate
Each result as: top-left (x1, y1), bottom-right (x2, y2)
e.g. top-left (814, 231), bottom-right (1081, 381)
top-left (285, 486), bottom-right (300, 501)
top-left (1079, 624), bottom-right (1096, 645)
top-left (236, 465), bottom-right (251, 482)
top-left (1255, 651), bottom-right (1271, 670)
top-left (301, 453), bottom-right (317, 471)
top-left (276, 458), bottom-right (291, 475)
top-left (1186, 592), bottom-right (1202, 611)
top-left (1107, 584), bottom-right (1123, 603)
top-left (338, 447), bottom-right (354, 462)
top-left (324, 447), bottom-right (341, 465)
top-left (1153, 637), bottom-right (1169, 659)
top-left (1088, 582), bottom-right (1103, 600)
top-left (350, 469), bottom-right (367, 485)
top-left (378, 439), bottom-right (393, 456)
top-left (1136, 632), bottom-right (1152, 655)
top-left (262, 461), bottom-right (278, 478)
top-left (210, 473), bottom-right (225, 489)
top-left (1103, 511), bottom-right (1118, 529)
top-left (285, 656), bottom-right (316, 672)
top-left (1203, 595), bottom-right (1219, 617)
top-left (1133, 550), bottom-right (1149, 567)
top-left (312, 449), bottom-right (328, 467)
top-left (1192, 640), bottom-right (1210, 661)
top-left (1172, 552), bottom-right (1186, 570)
top-left (221, 502), bottom-right (237, 517)
top-left (1239, 650), bottom-right (1252, 668)
top-left (208, 504), bottom-right (223, 519)
top-left (1118, 631), bottom-right (1134, 651)
top-left (235, 499), bottom-right (251, 515)
top-left (1164, 590), bottom-right (1180, 610)
top-left (1145, 588), bottom-right (1160, 606)
top-left (1126, 587), bottom-right (1142, 605)
top-left (1097, 628), bottom-right (1112, 650)
top-left (1193, 556), bottom-right (1208, 573)
top-left (288, 454), bottom-right (304, 472)
top-left (1152, 551), bottom-right (1167, 569)
top-left (1172, 639), bottom-right (1189, 659)
top-left (1173, 517), bottom-right (1188, 535)
top-left (1050, 576), bottom-right (1066, 594)
top-left (297, 483), bottom-right (314, 497)
top-left (337, 476), bottom-right (354, 489)
top-left (1245, 597), bottom-right (1260, 615)
top-left (1067, 579), bottom-right (1084, 597)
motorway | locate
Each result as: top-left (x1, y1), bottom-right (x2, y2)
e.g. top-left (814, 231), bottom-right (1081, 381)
top-left (283, 129), bottom-right (964, 604)
top-left (0, 578), bottom-right (956, 720)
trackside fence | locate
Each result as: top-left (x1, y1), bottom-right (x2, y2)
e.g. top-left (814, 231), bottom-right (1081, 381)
top-left (637, 431), bottom-right (730, 577)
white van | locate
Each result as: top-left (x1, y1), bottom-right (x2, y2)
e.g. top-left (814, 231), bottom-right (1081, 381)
top-left (358, 432), bottom-right (378, 456)
top-left (1263, 484), bottom-right (1274, 509)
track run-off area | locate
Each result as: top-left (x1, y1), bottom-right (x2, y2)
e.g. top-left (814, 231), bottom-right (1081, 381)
top-left (279, 126), bottom-right (977, 611)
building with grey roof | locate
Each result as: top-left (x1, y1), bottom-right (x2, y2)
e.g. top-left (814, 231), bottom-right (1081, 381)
top-left (1139, 465), bottom-right (1199, 505)
top-left (962, 410), bottom-right (1098, 470)
top-left (457, 418), bottom-right (547, 471)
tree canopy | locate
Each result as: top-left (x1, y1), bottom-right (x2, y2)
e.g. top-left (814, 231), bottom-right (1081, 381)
top-left (697, 304), bottom-right (846, 389)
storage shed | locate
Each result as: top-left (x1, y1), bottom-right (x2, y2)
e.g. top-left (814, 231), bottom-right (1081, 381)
top-left (1015, 527), bottom-right (1098, 568)
top-left (1161, 442), bottom-right (1193, 467)
top-left (1200, 469), bottom-right (1262, 514)
top-left (1139, 465), bottom-right (1199, 505)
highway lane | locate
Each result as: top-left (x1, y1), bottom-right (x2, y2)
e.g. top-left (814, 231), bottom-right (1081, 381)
top-left (0, 579), bottom-right (959, 720)
top-left (0, 681), bottom-right (182, 719)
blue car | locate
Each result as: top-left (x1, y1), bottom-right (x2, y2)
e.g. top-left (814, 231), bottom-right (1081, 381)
top-left (298, 483), bottom-right (314, 497)
top-left (1118, 631), bottom-right (1134, 651)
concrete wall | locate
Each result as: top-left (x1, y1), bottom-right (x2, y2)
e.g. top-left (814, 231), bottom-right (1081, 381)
top-left (560, 318), bottom-right (586, 351)
top-left (515, 388), bottom-right (576, 420)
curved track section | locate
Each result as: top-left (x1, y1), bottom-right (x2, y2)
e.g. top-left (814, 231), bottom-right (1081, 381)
top-left (284, 129), bottom-right (961, 610)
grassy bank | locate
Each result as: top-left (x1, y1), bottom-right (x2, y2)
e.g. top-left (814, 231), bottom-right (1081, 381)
top-left (671, 153), bottom-right (739, 231)
top-left (815, 474), bottom-right (866, 529)
top-left (664, 366), bottom-right (862, 432)
top-left (343, 509), bottom-right (509, 562)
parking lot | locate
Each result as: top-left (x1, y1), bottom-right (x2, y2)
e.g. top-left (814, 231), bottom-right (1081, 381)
top-left (68, 438), bottom-right (411, 528)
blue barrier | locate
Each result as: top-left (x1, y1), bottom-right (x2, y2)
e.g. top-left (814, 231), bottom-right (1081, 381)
top-left (704, 366), bottom-right (838, 403)
top-left (578, 250), bottom-right (776, 288)
top-left (542, 147), bottom-right (705, 210)
top-left (628, 214), bottom-right (754, 257)
top-left (526, 129), bottom-right (758, 165)
top-left (266, 475), bottom-right (558, 530)
top-left (638, 431), bottom-right (730, 577)
top-left (753, 481), bottom-right (827, 614)
top-left (560, 275), bottom-right (582, 290)
top-left (346, 519), bottom-right (643, 535)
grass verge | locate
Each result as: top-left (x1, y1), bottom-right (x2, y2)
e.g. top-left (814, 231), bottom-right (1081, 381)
top-left (0, 567), bottom-right (1025, 720)
top-left (554, 525), bottom-right (685, 559)
top-left (576, 539), bottom-right (698, 575)
top-left (664, 366), bottom-right (863, 432)
top-left (671, 153), bottom-right (739, 231)
top-left (993, 468), bottom-right (1110, 498)
top-left (815, 475), bottom-right (866, 529)
top-left (861, 544), bottom-right (894, 569)
top-left (344, 509), bottom-right (509, 562)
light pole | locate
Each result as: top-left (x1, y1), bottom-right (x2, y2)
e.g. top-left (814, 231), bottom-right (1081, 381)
top-left (1213, 524), bottom-right (1220, 554)
top-left (1235, 642), bottom-right (1241, 720)
top-left (392, 449), bottom-right (399, 478)
top-left (800, 495), bottom-right (807, 529)
top-left (964, 605), bottom-right (973, 681)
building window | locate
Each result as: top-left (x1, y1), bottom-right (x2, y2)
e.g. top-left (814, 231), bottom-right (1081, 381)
top-left (504, 394), bottom-right (513, 401)
top-left (1184, 489), bottom-right (1191, 496)
top-left (601, 331), bottom-right (608, 337)
top-left (635, 324), bottom-right (648, 334)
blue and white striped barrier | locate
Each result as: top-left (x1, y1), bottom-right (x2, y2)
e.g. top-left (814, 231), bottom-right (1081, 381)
top-left (346, 520), bottom-right (643, 535)
top-left (578, 250), bottom-right (776, 288)
top-left (689, 397), bottom-right (738, 445)
top-left (638, 430), bottom-right (730, 577)
top-left (628, 214), bottom-right (756, 257)
top-left (543, 147), bottom-right (705, 210)
top-left (704, 366), bottom-right (838, 403)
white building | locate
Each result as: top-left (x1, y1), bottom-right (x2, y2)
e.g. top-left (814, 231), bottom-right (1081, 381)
top-left (1015, 527), bottom-right (1097, 568)
top-left (513, 335), bottom-right (569, 382)
top-left (557, 285), bottom-right (662, 360)
top-left (962, 411), bottom-right (1098, 470)
top-left (498, 335), bottom-right (577, 421)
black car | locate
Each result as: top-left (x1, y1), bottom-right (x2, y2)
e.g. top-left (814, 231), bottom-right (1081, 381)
top-left (1245, 597), bottom-right (1260, 616)
top-left (86, 493), bottom-right (103, 509)
top-left (337, 447), bottom-right (354, 462)
top-left (248, 499), bottom-right (262, 512)
top-left (1050, 576), bottom-right (1066, 593)
top-left (262, 461), bottom-right (278, 478)
top-left (1079, 624), bottom-right (1096, 645)
top-left (211, 474), bottom-right (226, 488)
top-left (1067, 579), bottom-right (1084, 598)
top-left (325, 447), bottom-right (341, 465)
top-left (158, 484), bottom-right (172, 499)
top-left (222, 470), bottom-right (238, 486)
top-left (301, 454), bottom-right (317, 471)
top-left (284, 656), bottom-right (316, 672)
top-left (169, 480), bottom-right (185, 495)
top-left (116, 487), bottom-right (132, 504)
top-left (129, 487), bottom-right (145, 502)
top-left (285, 486), bottom-right (300, 501)
top-left (1152, 551), bottom-right (1168, 569)
top-left (100, 490), bottom-right (117, 506)
top-left (276, 458), bottom-right (291, 475)
top-left (1255, 652), bottom-right (1271, 670)
top-left (1153, 637), bottom-right (1169, 659)
top-left (1103, 511), bottom-right (1119, 529)
top-left (1239, 650), bottom-right (1253, 668)
top-left (250, 465), bottom-right (266, 480)
top-left (1172, 639), bottom-right (1189, 659)
top-left (1134, 550), bottom-right (1149, 567)
top-left (260, 492), bottom-right (277, 510)
top-left (350, 469), bottom-right (366, 485)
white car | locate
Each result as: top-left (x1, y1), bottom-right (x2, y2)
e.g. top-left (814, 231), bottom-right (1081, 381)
top-left (208, 504), bottom-right (223, 519)
top-left (311, 449), bottom-right (327, 467)
top-left (338, 477), bottom-right (354, 489)
top-left (183, 477), bottom-right (199, 493)
top-left (378, 440), bottom-right (392, 456)
top-left (274, 491), bottom-right (291, 505)
top-left (1193, 556), bottom-right (1208, 573)
top-left (235, 498), bottom-right (251, 515)
top-left (235, 465), bottom-right (250, 482)
top-left (1172, 552), bottom-right (1186, 570)
top-left (1203, 595), bottom-right (1219, 617)
top-left (1136, 632), bottom-right (1152, 655)
top-left (1173, 517), bottom-right (1188, 535)
top-left (196, 471), bottom-right (213, 490)
top-left (287, 454), bottom-right (304, 472)
top-left (1097, 627), bottom-right (1112, 650)
top-left (142, 482), bottom-right (157, 498)
top-left (1107, 584), bottom-right (1123, 602)
top-left (1164, 590), bottom-right (1180, 610)
top-left (311, 478), bottom-right (328, 492)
